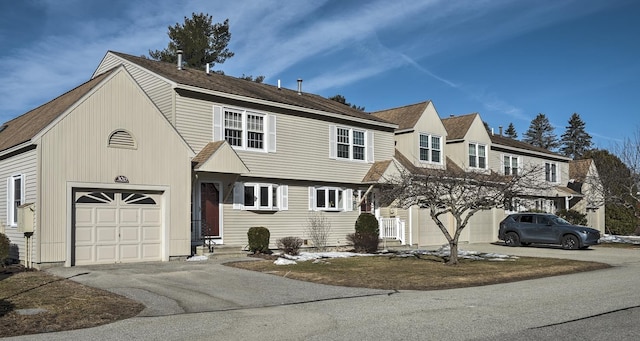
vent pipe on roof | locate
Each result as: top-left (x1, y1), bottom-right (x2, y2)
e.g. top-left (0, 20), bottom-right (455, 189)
top-left (177, 50), bottom-right (183, 70)
top-left (277, 79), bottom-right (281, 90)
top-left (297, 78), bottom-right (303, 95)
top-left (499, 125), bottom-right (503, 136)
top-left (205, 62), bottom-right (210, 75)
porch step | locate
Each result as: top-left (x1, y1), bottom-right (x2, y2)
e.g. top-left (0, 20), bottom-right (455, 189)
top-left (380, 238), bottom-right (403, 249)
top-left (195, 245), bottom-right (249, 260)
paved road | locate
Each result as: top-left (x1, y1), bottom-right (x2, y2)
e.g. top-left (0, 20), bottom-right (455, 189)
top-left (7, 243), bottom-right (640, 340)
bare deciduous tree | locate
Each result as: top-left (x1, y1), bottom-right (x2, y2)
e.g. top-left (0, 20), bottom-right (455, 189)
top-left (382, 161), bottom-right (547, 264)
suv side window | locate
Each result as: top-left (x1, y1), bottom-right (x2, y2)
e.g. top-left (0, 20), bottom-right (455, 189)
top-left (519, 215), bottom-right (533, 224)
top-left (537, 216), bottom-right (551, 225)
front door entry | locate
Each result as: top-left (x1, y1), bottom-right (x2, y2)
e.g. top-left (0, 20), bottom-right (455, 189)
top-left (200, 183), bottom-right (220, 237)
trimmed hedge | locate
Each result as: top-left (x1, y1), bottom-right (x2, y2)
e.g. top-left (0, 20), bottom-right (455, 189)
top-left (247, 226), bottom-right (271, 254)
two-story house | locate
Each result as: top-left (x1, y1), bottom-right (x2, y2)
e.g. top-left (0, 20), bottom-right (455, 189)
top-left (372, 106), bottom-right (605, 247)
top-left (0, 51), bottom-right (398, 268)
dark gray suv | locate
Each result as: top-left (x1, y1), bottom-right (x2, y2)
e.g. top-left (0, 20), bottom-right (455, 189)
top-left (498, 213), bottom-right (601, 250)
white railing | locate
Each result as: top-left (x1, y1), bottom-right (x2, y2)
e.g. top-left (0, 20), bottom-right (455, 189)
top-left (378, 217), bottom-right (406, 245)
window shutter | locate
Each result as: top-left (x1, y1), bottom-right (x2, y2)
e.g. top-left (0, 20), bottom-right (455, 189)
top-left (267, 115), bottom-right (277, 153)
top-left (345, 189), bottom-right (353, 211)
top-left (279, 185), bottom-right (288, 211)
top-left (5, 177), bottom-right (9, 226)
top-left (213, 106), bottom-right (223, 141)
top-left (329, 125), bottom-right (337, 159)
top-left (366, 131), bottom-right (374, 163)
top-left (233, 183), bottom-right (244, 209)
top-left (308, 187), bottom-right (315, 210)
top-left (20, 174), bottom-right (25, 204)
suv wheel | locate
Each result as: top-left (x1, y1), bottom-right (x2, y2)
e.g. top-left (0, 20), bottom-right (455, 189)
top-left (504, 232), bottom-right (520, 247)
top-left (561, 235), bottom-right (579, 250)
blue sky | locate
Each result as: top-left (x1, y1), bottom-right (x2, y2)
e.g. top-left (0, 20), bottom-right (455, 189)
top-left (1, 0), bottom-right (638, 149)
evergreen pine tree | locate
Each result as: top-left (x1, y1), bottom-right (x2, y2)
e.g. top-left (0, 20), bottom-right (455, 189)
top-left (504, 122), bottom-right (518, 139)
top-left (560, 113), bottom-right (593, 159)
top-left (523, 113), bottom-right (559, 150)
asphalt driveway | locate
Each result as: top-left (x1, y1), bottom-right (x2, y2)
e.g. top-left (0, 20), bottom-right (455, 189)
top-left (45, 256), bottom-right (392, 317)
top-left (44, 243), bottom-right (631, 317)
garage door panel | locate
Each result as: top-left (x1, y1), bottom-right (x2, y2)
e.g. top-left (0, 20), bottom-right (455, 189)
top-left (120, 226), bottom-right (140, 242)
top-left (96, 245), bottom-right (117, 262)
top-left (75, 227), bottom-right (94, 243)
top-left (142, 244), bottom-right (161, 259)
top-left (96, 208), bottom-right (117, 224)
top-left (120, 245), bottom-right (141, 261)
top-left (75, 246), bottom-right (94, 264)
top-left (120, 208), bottom-right (141, 224)
top-left (96, 226), bottom-right (118, 243)
top-left (75, 190), bottom-right (163, 265)
top-left (142, 209), bottom-right (161, 223)
top-left (75, 207), bottom-right (95, 224)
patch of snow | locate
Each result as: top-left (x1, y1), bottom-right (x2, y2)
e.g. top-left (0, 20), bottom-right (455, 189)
top-left (186, 255), bottom-right (209, 262)
top-left (274, 257), bottom-right (297, 265)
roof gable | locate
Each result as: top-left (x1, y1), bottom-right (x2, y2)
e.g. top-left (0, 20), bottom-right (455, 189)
top-left (192, 141), bottom-right (249, 174)
top-left (371, 101), bottom-right (431, 131)
top-left (441, 113), bottom-right (480, 140)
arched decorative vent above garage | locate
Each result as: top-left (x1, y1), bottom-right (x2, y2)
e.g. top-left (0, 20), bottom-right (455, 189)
top-left (108, 129), bottom-right (136, 149)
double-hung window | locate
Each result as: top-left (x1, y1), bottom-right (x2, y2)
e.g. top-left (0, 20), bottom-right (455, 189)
top-left (419, 133), bottom-right (442, 164)
top-left (468, 143), bottom-right (487, 169)
top-left (545, 162), bottom-right (558, 183)
top-left (330, 126), bottom-right (372, 162)
top-left (7, 174), bottom-right (24, 226)
top-left (503, 155), bottom-right (519, 175)
top-left (234, 183), bottom-right (288, 211)
top-left (309, 187), bottom-right (353, 212)
top-left (214, 106), bottom-right (276, 152)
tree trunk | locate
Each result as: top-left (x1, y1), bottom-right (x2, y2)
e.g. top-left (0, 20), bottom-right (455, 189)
top-left (447, 240), bottom-right (459, 265)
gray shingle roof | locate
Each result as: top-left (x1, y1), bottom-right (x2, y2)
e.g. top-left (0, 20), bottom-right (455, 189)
top-left (441, 113), bottom-right (478, 140)
top-left (371, 101), bottom-right (431, 130)
top-left (109, 51), bottom-right (392, 126)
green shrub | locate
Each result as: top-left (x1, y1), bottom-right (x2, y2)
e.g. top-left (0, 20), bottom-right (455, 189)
top-left (347, 213), bottom-right (380, 253)
top-left (556, 209), bottom-right (588, 226)
top-left (0, 233), bottom-right (10, 267)
top-left (247, 226), bottom-right (271, 254)
top-left (346, 232), bottom-right (379, 253)
top-left (355, 213), bottom-right (379, 235)
top-left (276, 236), bottom-right (303, 255)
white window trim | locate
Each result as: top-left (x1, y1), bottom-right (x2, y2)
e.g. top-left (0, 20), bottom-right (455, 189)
top-left (419, 133), bottom-right (442, 164)
top-left (213, 105), bottom-right (276, 153)
top-left (545, 162), bottom-right (560, 183)
top-left (502, 154), bottom-right (520, 176)
top-left (468, 142), bottom-right (487, 169)
top-left (308, 186), bottom-right (353, 212)
top-left (7, 174), bottom-right (25, 227)
top-left (233, 182), bottom-right (287, 211)
top-left (329, 125), bottom-right (374, 163)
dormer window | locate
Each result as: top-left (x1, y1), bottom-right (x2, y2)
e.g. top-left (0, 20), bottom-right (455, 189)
top-left (419, 133), bottom-right (442, 164)
top-left (213, 106), bottom-right (276, 153)
top-left (468, 143), bottom-right (486, 169)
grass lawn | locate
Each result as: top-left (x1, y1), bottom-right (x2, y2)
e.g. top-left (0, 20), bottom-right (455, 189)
top-left (227, 254), bottom-right (610, 290)
top-left (0, 269), bottom-right (144, 338)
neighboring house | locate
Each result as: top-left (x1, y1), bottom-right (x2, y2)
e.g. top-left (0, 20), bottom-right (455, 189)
top-left (370, 107), bottom-right (605, 247)
top-left (1, 51), bottom-right (398, 267)
top-left (568, 159), bottom-right (606, 230)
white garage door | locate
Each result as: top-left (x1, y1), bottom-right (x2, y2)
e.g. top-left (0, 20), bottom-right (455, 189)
top-left (74, 190), bottom-right (163, 265)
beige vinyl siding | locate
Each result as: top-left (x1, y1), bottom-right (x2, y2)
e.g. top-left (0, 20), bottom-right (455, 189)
top-left (467, 209), bottom-right (502, 243)
top-left (95, 54), bottom-right (175, 123)
top-left (176, 95), bottom-right (396, 183)
top-left (0, 148), bottom-right (37, 263)
top-left (37, 70), bottom-right (192, 264)
top-left (220, 183), bottom-right (360, 248)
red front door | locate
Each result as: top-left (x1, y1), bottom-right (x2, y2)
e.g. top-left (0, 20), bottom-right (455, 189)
top-left (200, 183), bottom-right (220, 237)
